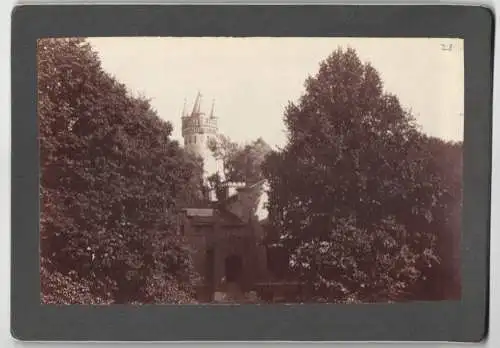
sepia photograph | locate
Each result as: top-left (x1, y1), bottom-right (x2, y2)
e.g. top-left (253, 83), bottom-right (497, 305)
top-left (38, 37), bottom-right (463, 305)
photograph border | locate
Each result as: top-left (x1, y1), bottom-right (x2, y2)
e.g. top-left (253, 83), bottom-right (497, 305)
top-left (11, 4), bottom-right (493, 342)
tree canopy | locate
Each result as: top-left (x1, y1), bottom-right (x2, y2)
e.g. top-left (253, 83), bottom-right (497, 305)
top-left (262, 48), bottom-right (462, 302)
top-left (39, 38), bottom-right (204, 304)
top-left (38, 40), bottom-right (461, 305)
top-left (208, 136), bottom-right (272, 200)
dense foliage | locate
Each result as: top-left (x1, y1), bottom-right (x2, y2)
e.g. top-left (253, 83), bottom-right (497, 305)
top-left (208, 136), bottom-right (272, 199)
top-left (39, 38), bottom-right (204, 304)
top-left (38, 40), bottom-right (461, 305)
top-left (262, 48), bottom-right (462, 302)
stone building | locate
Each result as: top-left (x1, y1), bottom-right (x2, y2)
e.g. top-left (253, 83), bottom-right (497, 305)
top-left (178, 181), bottom-right (269, 301)
top-left (179, 93), bottom-right (301, 302)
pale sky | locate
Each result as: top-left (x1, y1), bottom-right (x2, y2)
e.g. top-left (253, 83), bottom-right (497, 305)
top-left (87, 37), bottom-right (464, 148)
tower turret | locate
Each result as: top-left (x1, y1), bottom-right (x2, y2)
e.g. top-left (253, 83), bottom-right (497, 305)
top-left (181, 93), bottom-right (224, 191)
top-left (181, 98), bottom-right (188, 117)
top-left (209, 99), bottom-right (216, 119)
top-left (191, 91), bottom-right (202, 116)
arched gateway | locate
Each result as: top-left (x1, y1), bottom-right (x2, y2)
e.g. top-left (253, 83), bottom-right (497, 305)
top-left (225, 254), bottom-right (243, 283)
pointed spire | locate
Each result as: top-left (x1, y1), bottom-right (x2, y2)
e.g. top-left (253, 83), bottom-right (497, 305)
top-left (192, 91), bottom-right (202, 115)
top-left (209, 99), bottom-right (215, 118)
top-left (181, 98), bottom-right (187, 117)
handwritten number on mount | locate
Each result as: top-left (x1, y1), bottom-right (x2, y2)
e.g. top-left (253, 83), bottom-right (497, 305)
top-left (441, 44), bottom-right (453, 51)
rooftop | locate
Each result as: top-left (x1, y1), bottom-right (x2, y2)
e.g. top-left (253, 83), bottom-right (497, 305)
top-left (183, 208), bottom-right (214, 217)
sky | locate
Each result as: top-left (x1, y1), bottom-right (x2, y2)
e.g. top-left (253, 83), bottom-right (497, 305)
top-left (87, 37), bottom-right (464, 148)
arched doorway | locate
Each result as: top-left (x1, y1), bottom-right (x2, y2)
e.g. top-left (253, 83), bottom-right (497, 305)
top-left (224, 254), bottom-right (243, 283)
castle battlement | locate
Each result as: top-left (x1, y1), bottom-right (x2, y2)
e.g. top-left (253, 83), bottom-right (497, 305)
top-left (181, 116), bottom-right (218, 135)
top-left (221, 182), bottom-right (246, 189)
top-left (182, 92), bottom-right (219, 147)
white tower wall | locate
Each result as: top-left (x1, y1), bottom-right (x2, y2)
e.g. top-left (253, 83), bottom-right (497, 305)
top-left (181, 93), bottom-right (225, 197)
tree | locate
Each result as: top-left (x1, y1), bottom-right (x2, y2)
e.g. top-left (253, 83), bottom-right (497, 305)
top-left (411, 137), bottom-right (462, 300)
top-left (262, 48), bottom-right (460, 302)
top-left (38, 38), bottom-right (204, 304)
top-left (230, 138), bottom-right (273, 184)
top-left (208, 135), bottom-right (240, 179)
top-left (207, 136), bottom-right (272, 201)
top-left (208, 135), bottom-right (272, 184)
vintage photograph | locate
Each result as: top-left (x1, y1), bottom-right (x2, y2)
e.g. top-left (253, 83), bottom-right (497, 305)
top-left (38, 37), bottom-right (463, 305)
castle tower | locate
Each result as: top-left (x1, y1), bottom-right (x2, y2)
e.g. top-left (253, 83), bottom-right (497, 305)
top-left (182, 92), bottom-right (224, 188)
